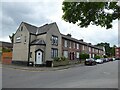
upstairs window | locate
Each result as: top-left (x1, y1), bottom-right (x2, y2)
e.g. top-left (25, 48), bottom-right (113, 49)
top-left (83, 45), bottom-right (85, 50)
top-left (21, 26), bottom-right (23, 31)
top-left (16, 36), bottom-right (21, 43)
top-left (77, 43), bottom-right (79, 49)
top-left (69, 41), bottom-right (71, 48)
top-left (24, 36), bottom-right (27, 43)
top-left (89, 47), bottom-right (91, 52)
top-left (64, 40), bottom-right (67, 47)
top-left (116, 49), bottom-right (119, 51)
top-left (73, 43), bottom-right (76, 49)
top-left (51, 35), bottom-right (58, 46)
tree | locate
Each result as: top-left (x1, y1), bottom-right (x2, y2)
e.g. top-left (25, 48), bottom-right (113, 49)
top-left (62, 1), bottom-right (120, 29)
top-left (96, 42), bottom-right (116, 57)
top-left (110, 45), bottom-right (116, 57)
top-left (2, 47), bottom-right (11, 52)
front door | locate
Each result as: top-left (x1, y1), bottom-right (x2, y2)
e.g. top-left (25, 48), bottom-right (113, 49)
top-left (70, 52), bottom-right (74, 60)
top-left (36, 50), bottom-right (42, 64)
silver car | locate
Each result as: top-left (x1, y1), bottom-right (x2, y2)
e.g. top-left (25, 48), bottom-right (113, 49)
top-left (95, 59), bottom-right (103, 64)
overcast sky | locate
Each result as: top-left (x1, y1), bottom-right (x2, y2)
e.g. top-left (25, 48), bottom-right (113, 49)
top-left (0, 0), bottom-right (119, 47)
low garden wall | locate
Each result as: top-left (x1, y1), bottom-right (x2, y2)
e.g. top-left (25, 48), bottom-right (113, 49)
top-left (53, 60), bottom-right (69, 67)
top-left (51, 57), bottom-right (69, 67)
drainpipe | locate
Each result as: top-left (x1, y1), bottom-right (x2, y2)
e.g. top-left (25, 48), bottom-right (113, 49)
top-left (27, 33), bottom-right (31, 66)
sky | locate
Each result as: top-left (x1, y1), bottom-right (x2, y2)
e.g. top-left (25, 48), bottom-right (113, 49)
top-left (0, 0), bottom-right (119, 47)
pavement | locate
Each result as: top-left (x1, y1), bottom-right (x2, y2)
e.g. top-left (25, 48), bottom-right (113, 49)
top-left (2, 62), bottom-right (84, 71)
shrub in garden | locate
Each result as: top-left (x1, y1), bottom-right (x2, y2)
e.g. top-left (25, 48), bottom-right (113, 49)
top-left (94, 55), bottom-right (101, 59)
top-left (60, 56), bottom-right (67, 61)
top-left (53, 57), bottom-right (60, 61)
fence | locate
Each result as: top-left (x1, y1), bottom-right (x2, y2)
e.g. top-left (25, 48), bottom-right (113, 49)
top-left (2, 52), bottom-right (12, 64)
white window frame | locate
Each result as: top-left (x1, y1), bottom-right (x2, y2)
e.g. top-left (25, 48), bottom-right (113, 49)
top-left (77, 43), bottom-right (79, 49)
top-left (76, 52), bottom-right (79, 58)
top-left (69, 41), bottom-right (71, 48)
top-left (63, 51), bottom-right (68, 58)
top-left (16, 36), bottom-right (21, 43)
top-left (89, 47), bottom-right (91, 52)
top-left (51, 35), bottom-right (58, 46)
top-left (92, 48), bottom-right (94, 52)
top-left (117, 52), bottom-right (119, 55)
top-left (73, 43), bottom-right (76, 49)
top-left (64, 40), bottom-right (67, 47)
top-left (83, 45), bottom-right (85, 50)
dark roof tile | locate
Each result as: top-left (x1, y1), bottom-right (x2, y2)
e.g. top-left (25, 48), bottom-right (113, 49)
top-left (23, 22), bottom-right (37, 34)
top-left (61, 34), bottom-right (102, 50)
top-left (23, 22), bottom-right (56, 35)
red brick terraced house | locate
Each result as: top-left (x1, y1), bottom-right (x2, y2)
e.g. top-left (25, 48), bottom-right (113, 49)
top-left (61, 34), bottom-right (105, 60)
top-left (115, 47), bottom-right (120, 59)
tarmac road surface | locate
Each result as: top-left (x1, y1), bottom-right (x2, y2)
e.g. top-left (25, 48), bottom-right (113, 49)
top-left (2, 60), bottom-right (118, 88)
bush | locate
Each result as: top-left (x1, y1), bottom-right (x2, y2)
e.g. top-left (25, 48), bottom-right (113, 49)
top-left (53, 56), bottom-right (69, 67)
top-left (54, 56), bottom-right (68, 62)
top-left (79, 53), bottom-right (89, 60)
top-left (2, 48), bottom-right (11, 52)
top-left (103, 55), bottom-right (108, 58)
top-left (53, 57), bottom-right (60, 61)
top-left (94, 55), bottom-right (101, 59)
top-left (60, 56), bottom-right (67, 61)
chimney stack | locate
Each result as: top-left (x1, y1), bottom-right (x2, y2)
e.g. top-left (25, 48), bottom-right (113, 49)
top-left (67, 34), bottom-right (71, 37)
top-left (79, 39), bottom-right (83, 42)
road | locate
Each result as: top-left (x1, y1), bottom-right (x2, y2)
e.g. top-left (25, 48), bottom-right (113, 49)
top-left (2, 60), bottom-right (118, 88)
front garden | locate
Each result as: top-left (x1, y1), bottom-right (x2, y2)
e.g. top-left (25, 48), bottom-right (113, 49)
top-left (53, 57), bottom-right (69, 67)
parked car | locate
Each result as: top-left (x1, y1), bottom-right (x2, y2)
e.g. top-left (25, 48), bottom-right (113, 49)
top-left (105, 58), bottom-right (109, 62)
top-left (115, 58), bottom-right (120, 60)
top-left (95, 59), bottom-right (103, 64)
top-left (112, 58), bottom-right (116, 61)
top-left (109, 58), bottom-right (113, 61)
top-left (101, 58), bottom-right (106, 63)
top-left (84, 58), bottom-right (97, 66)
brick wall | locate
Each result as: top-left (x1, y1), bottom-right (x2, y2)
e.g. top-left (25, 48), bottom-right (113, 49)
top-left (2, 52), bottom-right (12, 64)
top-left (115, 47), bottom-right (120, 58)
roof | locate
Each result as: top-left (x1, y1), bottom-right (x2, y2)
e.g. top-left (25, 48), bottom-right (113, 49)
top-left (23, 22), bottom-right (56, 35)
top-left (0, 41), bottom-right (13, 48)
top-left (23, 22), bottom-right (37, 34)
top-left (30, 39), bottom-right (46, 45)
top-left (37, 23), bottom-right (55, 34)
top-left (61, 34), bottom-right (103, 50)
top-left (61, 34), bottom-right (87, 45)
top-left (22, 22), bottom-right (103, 50)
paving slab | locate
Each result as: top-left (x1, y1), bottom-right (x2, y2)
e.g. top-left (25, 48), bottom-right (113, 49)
top-left (2, 63), bottom-right (84, 71)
